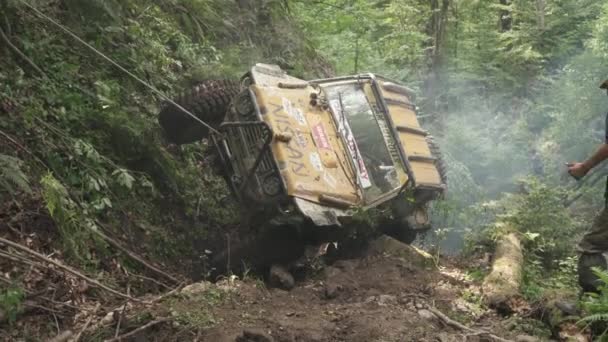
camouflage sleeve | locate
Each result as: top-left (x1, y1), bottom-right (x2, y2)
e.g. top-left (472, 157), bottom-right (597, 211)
top-left (605, 112), bottom-right (608, 143)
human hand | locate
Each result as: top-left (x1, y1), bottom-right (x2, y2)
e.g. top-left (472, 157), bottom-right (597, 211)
top-left (567, 162), bottom-right (590, 180)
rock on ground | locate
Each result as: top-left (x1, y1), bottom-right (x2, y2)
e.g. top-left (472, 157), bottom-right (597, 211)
top-left (269, 264), bottom-right (295, 290)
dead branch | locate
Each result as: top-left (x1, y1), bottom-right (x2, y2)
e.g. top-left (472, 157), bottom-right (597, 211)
top-left (23, 300), bottom-right (65, 316)
top-left (88, 302), bottom-right (133, 333)
top-left (426, 306), bottom-right (513, 342)
top-left (150, 283), bottom-right (185, 303)
top-left (0, 25), bottom-right (48, 79)
top-left (0, 237), bottom-right (140, 302)
top-left (129, 273), bottom-right (172, 290)
top-left (104, 318), bottom-right (171, 342)
top-left (74, 303), bottom-right (100, 342)
top-left (38, 296), bottom-right (81, 311)
top-left (47, 330), bottom-right (73, 342)
top-left (0, 249), bottom-right (39, 268)
top-left (92, 226), bottom-right (180, 284)
top-left (0, 129), bottom-right (50, 171)
top-left (114, 302), bottom-right (128, 338)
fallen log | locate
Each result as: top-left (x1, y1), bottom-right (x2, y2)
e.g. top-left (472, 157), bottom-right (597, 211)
top-left (482, 232), bottom-right (523, 312)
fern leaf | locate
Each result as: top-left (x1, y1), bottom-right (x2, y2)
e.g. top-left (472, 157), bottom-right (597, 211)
top-left (0, 154), bottom-right (31, 194)
top-left (578, 312), bottom-right (608, 323)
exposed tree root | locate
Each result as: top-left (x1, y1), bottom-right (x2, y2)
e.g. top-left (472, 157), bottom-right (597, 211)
top-left (426, 306), bottom-right (514, 342)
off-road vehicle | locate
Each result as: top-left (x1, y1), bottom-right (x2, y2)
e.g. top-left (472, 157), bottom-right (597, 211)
top-left (159, 63), bottom-right (447, 269)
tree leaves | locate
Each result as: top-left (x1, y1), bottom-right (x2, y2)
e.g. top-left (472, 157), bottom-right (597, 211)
top-left (112, 168), bottom-right (135, 190)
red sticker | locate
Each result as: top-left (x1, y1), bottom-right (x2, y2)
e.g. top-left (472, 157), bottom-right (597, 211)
top-left (312, 123), bottom-right (332, 150)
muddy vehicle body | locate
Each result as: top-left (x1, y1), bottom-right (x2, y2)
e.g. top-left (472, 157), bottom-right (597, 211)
top-left (159, 64), bottom-right (446, 269)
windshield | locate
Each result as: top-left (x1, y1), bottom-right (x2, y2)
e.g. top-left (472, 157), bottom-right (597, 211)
top-left (323, 82), bottom-right (405, 203)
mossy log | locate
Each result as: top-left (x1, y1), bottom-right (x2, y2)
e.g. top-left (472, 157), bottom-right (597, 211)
top-left (482, 233), bottom-right (523, 311)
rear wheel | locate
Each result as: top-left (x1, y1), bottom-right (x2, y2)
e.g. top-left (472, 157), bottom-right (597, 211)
top-left (158, 80), bottom-right (240, 144)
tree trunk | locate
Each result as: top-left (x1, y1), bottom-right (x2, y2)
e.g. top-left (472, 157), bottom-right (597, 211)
top-left (536, 0), bottom-right (546, 31)
top-left (498, 0), bottom-right (512, 32)
top-left (482, 232), bottom-right (523, 312)
top-left (354, 36), bottom-right (360, 74)
top-left (423, 0), bottom-right (450, 130)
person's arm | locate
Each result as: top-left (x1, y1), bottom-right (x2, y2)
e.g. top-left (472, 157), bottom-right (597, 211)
top-left (568, 143), bottom-right (608, 178)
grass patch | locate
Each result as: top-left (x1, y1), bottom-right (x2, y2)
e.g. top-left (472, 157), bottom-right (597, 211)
top-left (167, 286), bottom-right (229, 329)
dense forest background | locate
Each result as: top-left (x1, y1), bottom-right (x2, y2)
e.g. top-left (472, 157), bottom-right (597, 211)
top-left (293, 0), bottom-right (608, 300)
top-left (2, 0), bottom-right (608, 339)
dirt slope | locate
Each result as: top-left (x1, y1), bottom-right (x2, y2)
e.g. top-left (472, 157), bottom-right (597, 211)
top-left (4, 236), bottom-right (547, 342)
top-left (197, 253), bottom-right (514, 342)
top-left (88, 237), bottom-right (528, 342)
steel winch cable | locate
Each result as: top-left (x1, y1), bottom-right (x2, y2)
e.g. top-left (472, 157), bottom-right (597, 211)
top-left (16, 0), bottom-right (223, 136)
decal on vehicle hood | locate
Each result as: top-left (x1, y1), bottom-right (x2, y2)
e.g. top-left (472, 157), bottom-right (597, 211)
top-left (254, 85), bottom-right (362, 206)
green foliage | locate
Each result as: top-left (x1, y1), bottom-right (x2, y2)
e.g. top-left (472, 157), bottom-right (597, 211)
top-left (580, 268), bottom-right (608, 337)
top-left (522, 255), bottom-right (578, 301)
top-left (462, 178), bottom-right (583, 300)
top-left (465, 178), bottom-right (584, 261)
top-left (41, 173), bottom-right (106, 265)
top-left (293, 0), bottom-right (429, 79)
top-left (0, 154), bottom-right (31, 196)
top-left (501, 179), bottom-right (581, 262)
top-left (168, 286), bottom-right (227, 329)
top-left (0, 287), bottom-right (24, 325)
top-left (1, 0), bottom-right (322, 276)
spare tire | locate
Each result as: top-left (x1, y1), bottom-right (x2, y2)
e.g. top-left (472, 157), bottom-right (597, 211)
top-left (158, 80), bottom-right (240, 144)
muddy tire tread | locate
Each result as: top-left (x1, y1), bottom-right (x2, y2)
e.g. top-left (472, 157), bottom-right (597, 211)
top-left (159, 80), bottom-right (240, 144)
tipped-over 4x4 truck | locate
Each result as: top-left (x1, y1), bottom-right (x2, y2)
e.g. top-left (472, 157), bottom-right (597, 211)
top-left (159, 64), bottom-right (447, 270)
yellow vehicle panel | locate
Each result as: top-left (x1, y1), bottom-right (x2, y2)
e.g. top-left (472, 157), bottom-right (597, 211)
top-left (253, 85), bottom-right (362, 205)
top-left (378, 82), bottom-right (442, 187)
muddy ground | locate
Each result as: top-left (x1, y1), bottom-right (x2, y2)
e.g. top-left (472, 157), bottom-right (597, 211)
top-left (68, 236), bottom-right (556, 342)
top-left (1, 225), bottom-right (569, 342)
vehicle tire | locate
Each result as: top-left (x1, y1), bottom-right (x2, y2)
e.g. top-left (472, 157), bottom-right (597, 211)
top-left (158, 80), bottom-right (240, 145)
top-left (209, 225), bottom-right (305, 278)
top-left (382, 220), bottom-right (418, 244)
top-left (426, 135), bottom-right (447, 186)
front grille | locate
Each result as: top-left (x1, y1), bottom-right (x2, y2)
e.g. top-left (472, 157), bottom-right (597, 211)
top-left (217, 121), bottom-right (277, 197)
